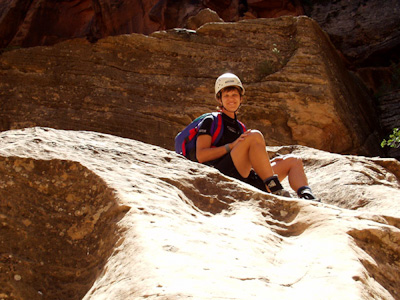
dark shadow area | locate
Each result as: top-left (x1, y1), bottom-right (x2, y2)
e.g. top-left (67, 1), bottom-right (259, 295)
top-left (0, 156), bottom-right (129, 300)
top-left (348, 228), bottom-right (400, 300)
top-left (161, 169), bottom-right (311, 239)
top-left (161, 172), bottom-right (247, 214)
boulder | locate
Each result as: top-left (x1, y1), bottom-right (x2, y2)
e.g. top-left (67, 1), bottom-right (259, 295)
top-left (186, 8), bottom-right (223, 30)
top-left (0, 17), bottom-right (383, 156)
top-left (0, 127), bottom-right (399, 299)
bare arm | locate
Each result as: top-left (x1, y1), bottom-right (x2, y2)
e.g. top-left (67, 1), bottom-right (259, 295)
top-left (196, 134), bottom-right (229, 163)
top-left (196, 130), bottom-right (251, 163)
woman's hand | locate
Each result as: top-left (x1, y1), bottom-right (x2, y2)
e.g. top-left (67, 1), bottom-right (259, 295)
top-left (230, 129), bottom-right (251, 149)
top-left (196, 130), bottom-right (252, 163)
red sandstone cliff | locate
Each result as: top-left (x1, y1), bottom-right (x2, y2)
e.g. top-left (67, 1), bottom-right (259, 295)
top-left (0, 17), bottom-right (383, 157)
top-left (1, 1), bottom-right (399, 159)
top-left (0, 0), bottom-right (304, 49)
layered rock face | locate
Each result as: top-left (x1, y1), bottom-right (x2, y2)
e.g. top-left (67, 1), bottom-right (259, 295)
top-left (0, 0), bottom-right (304, 49)
top-left (304, 1), bottom-right (400, 157)
top-left (0, 0), bottom-right (161, 48)
top-left (379, 89), bottom-right (400, 159)
top-left (1, 0), bottom-right (397, 73)
top-left (304, 0), bottom-right (400, 68)
top-left (1, 127), bottom-right (399, 299)
top-left (2, 0), bottom-right (398, 159)
top-left (0, 17), bottom-right (383, 156)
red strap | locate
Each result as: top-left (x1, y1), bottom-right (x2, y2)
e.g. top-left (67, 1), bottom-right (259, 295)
top-left (211, 113), bottom-right (222, 144)
top-left (238, 120), bottom-right (247, 132)
top-left (181, 140), bottom-right (186, 156)
top-left (188, 128), bottom-right (197, 140)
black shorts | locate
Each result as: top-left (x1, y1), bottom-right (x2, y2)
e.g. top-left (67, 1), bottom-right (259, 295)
top-left (212, 153), bottom-right (268, 193)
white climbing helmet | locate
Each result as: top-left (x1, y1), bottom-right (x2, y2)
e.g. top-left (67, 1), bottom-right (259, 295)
top-left (215, 73), bottom-right (245, 97)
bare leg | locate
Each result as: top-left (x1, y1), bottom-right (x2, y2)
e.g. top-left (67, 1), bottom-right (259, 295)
top-left (271, 155), bottom-right (308, 191)
top-left (230, 130), bottom-right (274, 180)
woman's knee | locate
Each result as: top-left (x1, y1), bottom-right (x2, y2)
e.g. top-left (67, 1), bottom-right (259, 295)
top-left (285, 154), bottom-right (304, 168)
top-left (272, 154), bottom-right (304, 180)
top-left (246, 130), bottom-right (265, 144)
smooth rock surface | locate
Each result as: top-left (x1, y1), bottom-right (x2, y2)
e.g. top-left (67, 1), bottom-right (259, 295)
top-left (0, 127), bottom-right (399, 299)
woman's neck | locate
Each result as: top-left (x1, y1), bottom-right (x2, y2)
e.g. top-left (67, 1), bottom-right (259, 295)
top-left (222, 109), bottom-right (236, 119)
top-left (221, 108), bottom-right (236, 119)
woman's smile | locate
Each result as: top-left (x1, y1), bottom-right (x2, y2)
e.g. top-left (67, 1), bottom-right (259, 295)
top-left (221, 90), bottom-right (241, 109)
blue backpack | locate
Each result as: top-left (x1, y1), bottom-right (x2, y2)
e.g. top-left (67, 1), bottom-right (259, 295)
top-left (175, 112), bottom-right (246, 161)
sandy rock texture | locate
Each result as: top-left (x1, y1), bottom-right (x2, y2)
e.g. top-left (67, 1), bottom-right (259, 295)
top-left (0, 17), bottom-right (382, 157)
top-left (0, 0), bottom-right (304, 48)
top-left (0, 0), bottom-right (161, 48)
top-left (304, 0), bottom-right (400, 66)
top-left (0, 156), bottom-right (128, 299)
top-left (303, 1), bottom-right (400, 147)
top-left (0, 127), bottom-right (399, 299)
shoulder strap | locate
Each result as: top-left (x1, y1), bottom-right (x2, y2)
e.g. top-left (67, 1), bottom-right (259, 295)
top-left (237, 119), bottom-right (247, 133)
top-left (210, 112), bottom-right (224, 146)
top-left (209, 113), bottom-right (247, 146)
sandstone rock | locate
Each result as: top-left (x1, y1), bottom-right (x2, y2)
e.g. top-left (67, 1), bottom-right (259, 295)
top-left (0, 154), bottom-right (129, 299)
top-left (247, 0), bottom-right (304, 18)
top-left (186, 8), bottom-right (223, 30)
top-left (202, 0), bottom-right (242, 22)
top-left (303, 0), bottom-right (400, 113)
top-left (379, 90), bottom-right (400, 134)
top-left (357, 66), bottom-right (394, 94)
top-left (0, 17), bottom-right (383, 157)
top-left (378, 89), bottom-right (400, 159)
top-left (0, 0), bottom-right (305, 49)
top-left (0, 0), bottom-right (162, 48)
top-left (303, 0), bottom-right (400, 67)
top-left (1, 0), bottom-right (398, 94)
top-left (0, 127), bottom-right (399, 299)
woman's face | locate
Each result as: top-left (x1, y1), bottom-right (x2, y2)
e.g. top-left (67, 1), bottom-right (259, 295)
top-left (220, 88), bottom-right (242, 112)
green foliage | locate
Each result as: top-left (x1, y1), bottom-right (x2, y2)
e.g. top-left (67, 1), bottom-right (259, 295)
top-left (381, 128), bottom-right (400, 148)
top-left (272, 44), bottom-right (289, 67)
top-left (256, 41), bottom-right (297, 78)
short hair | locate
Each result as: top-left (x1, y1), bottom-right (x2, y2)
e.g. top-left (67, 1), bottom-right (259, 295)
top-left (216, 86), bottom-right (243, 100)
top-left (216, 86), bottom-right (243, 110)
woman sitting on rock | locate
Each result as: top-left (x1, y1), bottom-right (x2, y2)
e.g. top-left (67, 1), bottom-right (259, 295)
top-left (196, 73), bottom-right (318, 200)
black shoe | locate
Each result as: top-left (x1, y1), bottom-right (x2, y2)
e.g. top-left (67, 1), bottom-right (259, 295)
top-left (297, 186), bottom-right (320, 202)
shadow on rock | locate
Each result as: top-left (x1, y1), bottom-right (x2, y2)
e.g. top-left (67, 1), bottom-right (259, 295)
top-left (348, 227), bottom-right (400, 299)
top-left (0, 156), bottom-right (130, 300)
